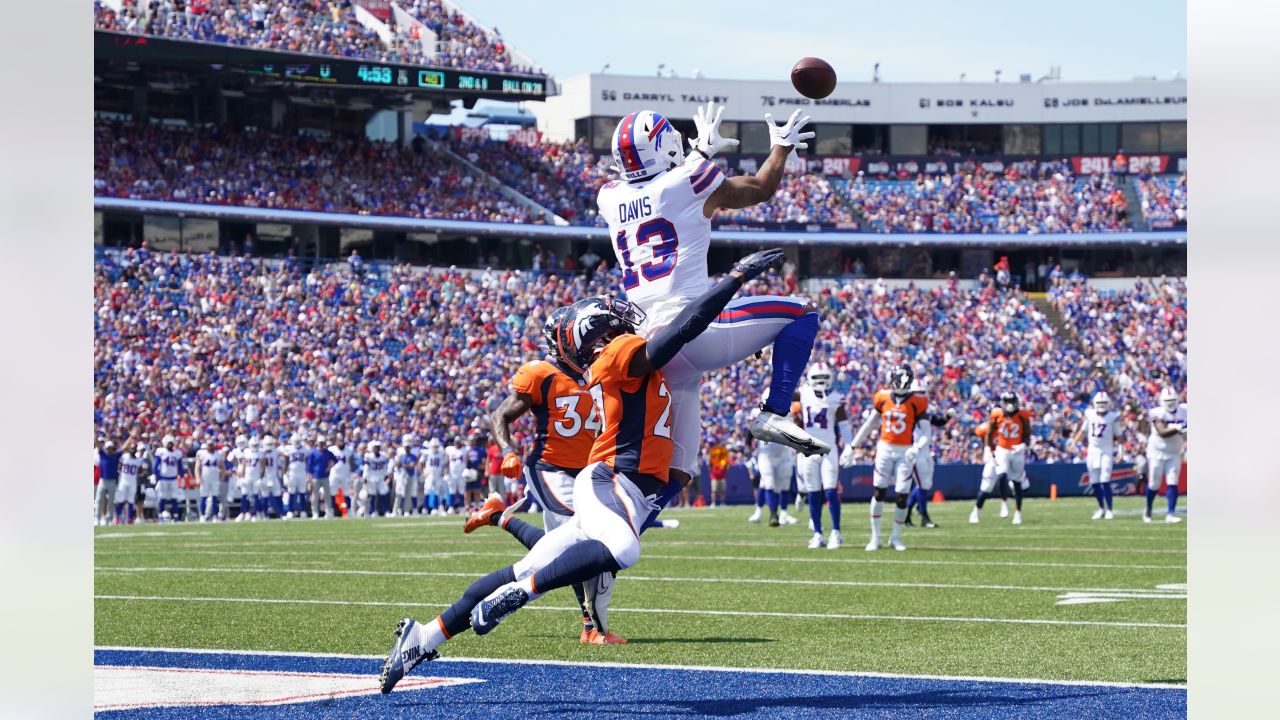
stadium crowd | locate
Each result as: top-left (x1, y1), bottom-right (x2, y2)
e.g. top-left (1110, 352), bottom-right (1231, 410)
top-left (837, 165), bottom-right (1132, 234)
top-left (1048, 274), bottom-right (1187, 421)
top-left (1135, 174), bottom-right (1188, 228)
top-left (96, 121), bottom-right (1189, 234)
top-left (93, 0), bottom-right (538, 75)
top-left (94, 120), bottom-right (541, 222)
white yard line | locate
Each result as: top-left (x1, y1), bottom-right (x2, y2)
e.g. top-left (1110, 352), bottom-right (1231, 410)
top-left (94, 645), bottom-right (1186, 690)
top-left (94, 594), bottom-right (1186, 629)
top-left (96, 565), bottom-right (1188, 597)
top-left (92, 547), bottom-right (1187, 571)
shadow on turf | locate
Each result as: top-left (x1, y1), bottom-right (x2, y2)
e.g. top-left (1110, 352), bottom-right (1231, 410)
top-left (393, 688), bottom-right (1111, 716)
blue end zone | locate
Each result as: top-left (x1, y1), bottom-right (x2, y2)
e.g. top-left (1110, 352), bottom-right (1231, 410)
top-left (95, 648), bottom-right (1185, 719)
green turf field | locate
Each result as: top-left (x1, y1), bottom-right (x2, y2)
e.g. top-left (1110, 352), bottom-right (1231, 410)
top-left (94, 496), bottom-right (1186, 685)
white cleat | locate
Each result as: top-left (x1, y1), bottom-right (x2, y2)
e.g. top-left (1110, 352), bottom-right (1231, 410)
top-left (807, 532), bottom-right (826, 549)
top-left (747, 508), bottom-right (762, 523)
top-left (969, 507), bottom-right (980, 524)
top-left (1104, 509), bottom-right (1114, 520)
top-left (1142, 511), bottom-right (1152, 524)
top-left (661, 519), bottom-right (680, 529)
top-left (827, 530), bottom-right (843, 550)
top-left (1165, 514), bottom-right (1182, 523)
top-left (999, 502), bottom-right (1010, 519)
top-left (864, 540), bottom-right (879, 552)
top-left (889, 537), bottom-right (907, 552)
top-left (1092, 509), bottom-right (1105, 520)
top-left (779, 511), bottom-right (798, 525)
top-left (1012, 511), bottom-right (1023, 525)
top-left (750, 411), bottom-right (831, 457)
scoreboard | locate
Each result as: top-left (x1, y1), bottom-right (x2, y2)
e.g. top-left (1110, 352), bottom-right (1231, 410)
top-left (95, 31), bottom-right (548, 100)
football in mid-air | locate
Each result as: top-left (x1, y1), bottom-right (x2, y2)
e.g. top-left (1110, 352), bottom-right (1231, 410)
top-left (791, 57), bottom-right (837, 99)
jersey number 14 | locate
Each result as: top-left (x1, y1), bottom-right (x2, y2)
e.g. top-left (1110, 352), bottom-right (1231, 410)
top-left (615, 219), bottom-right (679, 291)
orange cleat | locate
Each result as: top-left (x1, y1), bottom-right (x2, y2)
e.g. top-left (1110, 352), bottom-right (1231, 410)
top-left (463, 493), bottom-right (507, 534)
top-left (582, 629), bottom-right (628, 645)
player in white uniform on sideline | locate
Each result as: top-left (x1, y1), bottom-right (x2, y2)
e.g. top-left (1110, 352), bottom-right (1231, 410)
top-left (363, 440), bottom-right (392, 517)
top-left (225, 435), bottom-right (245, 520)
top-left (902, 379), bottom-right (956, 529)
top-left (748, 430), bottom-right (799, 527)
top-left (328, 436), bottom-right (355, 518)
top-left (1142, 387), bottom-right (1187, 523)
top-left (153, 435), bottom-right (184, 522)
top-left (794, 364), bottom-right (851, 549)
top-left (114, 440), bottom-right (144, 525)
top-left (195, 440), bottom-right (222, 522)
top-left (281, 434), bottom-right (310, 519)
top-left (393, 435), bottom-right (420, 516)
top-left (598, 102), bottom-right (829, 492)
top-left (1072, 391), bottom-right (1124, 521)
top-left (421, 438), bottom-right (446, 515)
top-left (259, 435), bottom-right (283, 519)
top-left (238, 437), bottom-right (262, 521)
top-left (445, 437), bottom-right (467, 514)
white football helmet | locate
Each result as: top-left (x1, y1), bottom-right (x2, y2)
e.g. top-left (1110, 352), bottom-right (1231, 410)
top-left (1159, 386), bottom-right (1180, 412)
top-left (1092, 391), bottom-right (1111, 413)
top-left (249, 437), bottom-right (260, 450)
top-left (401, 434), bottom-right (414, 447)
top-left (369, 440), bottom-right (383, 452)
top-left (612, 110), bottom-right (684, 183)
top-left (428, 437), bottom-right (442, 449)
top-left (162, 435), bottom-right (176, 448)
top-left (806, 363), bottom-right (833, 395)
top-left (262, 435), bottom-right (275, 450)
top-left (235, 434), bottom-right (248, 448)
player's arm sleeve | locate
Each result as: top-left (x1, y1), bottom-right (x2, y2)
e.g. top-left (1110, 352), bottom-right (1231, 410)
top-left (644, 271), bottom-right (745, 371)
top-left (852, 409), bottom-right (880, 446)
top-left (686, 158), bottom-right (726, 199)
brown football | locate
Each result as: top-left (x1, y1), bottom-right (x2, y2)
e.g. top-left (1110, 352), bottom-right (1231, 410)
top-left (791, 57), bottom-right (837, 99)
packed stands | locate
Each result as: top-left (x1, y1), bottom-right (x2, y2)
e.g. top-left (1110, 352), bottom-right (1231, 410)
top-left (449, 136), bottom-right (611, 226)
top-left (1049, 274), bottom-right (1187, 423)
top-left (837, 166), bottom-right (1132, 234)
top-left (93, 0), bottom-right (539, 74)
top-left (97, 249), bottom-right (1182, 468)
top-left (1135, 174), bottom-right (1188, 229)
top-left (717, 174), bottom-right (855, 226)
top-left (94, 120), bottom-right (541, 222)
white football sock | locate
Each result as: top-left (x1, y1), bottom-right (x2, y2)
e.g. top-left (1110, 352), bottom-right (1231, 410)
top-left (869, 498), bottom-right (883, 541)
top-left (892, 506), bottom-right (907, 539)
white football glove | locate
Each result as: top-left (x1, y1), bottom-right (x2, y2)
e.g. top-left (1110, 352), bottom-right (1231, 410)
top-left (904, 448), bottom-right (918, 467)
top-left (839, 443), bottom-right (857, 468)
top-left (689, 101), bottom-right (740, 158)
top-left (766, 109), bottom-right (815, 150)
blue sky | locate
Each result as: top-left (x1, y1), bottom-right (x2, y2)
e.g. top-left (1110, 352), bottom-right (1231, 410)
top-left (457, 0), bottom-right (1186, 82)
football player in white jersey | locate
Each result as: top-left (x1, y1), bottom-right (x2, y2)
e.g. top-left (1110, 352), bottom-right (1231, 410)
top-left (195, 440), bottom-right (223, 522)
top-left (115, 439), bottom-right (145, 525)
top-left (748, 434), bottom-right (799, 527)
top-left (153, 435), bottom-right (184, 522)
top-left (259, 435), bottom-right (283, 519)
top-left (903, 379), bottom-right (956, 530)
top-left (363, 440), bottom-right (392, 517)
top-left (421, 438), bottom-right (446, 515)
top-left (445, 437), bottom-right (467, 514)
top-left (598, 103), bottom-right (829, 494)
top-left (281, 434), bottom-right (311, 519)
top-left (1072, 391), bottom-right (1124, 520)
top-left (328, 436), bottom-right (355, 518)
top-left (394, 435), bottom-right (420, 516)
top-left (1142, 387), bottom-right (1187, 523)
top-left (794, 364), bottom-right (851, 549)
top-left (240, 437), bottom-right (263, 522)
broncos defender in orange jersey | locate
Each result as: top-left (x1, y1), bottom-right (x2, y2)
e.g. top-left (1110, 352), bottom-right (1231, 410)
top-left (970, 392), bottom-right (1033, 525)
top-left (378, 249), bottom-right (787, 693)
top-left (466, 305), bottom-right (627, 645)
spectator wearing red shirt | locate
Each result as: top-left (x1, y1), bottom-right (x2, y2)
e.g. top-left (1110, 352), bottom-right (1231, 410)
top-left (485, 441), bottom-right (505, 499)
